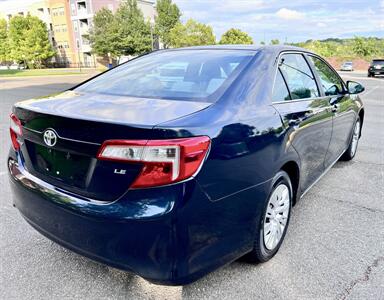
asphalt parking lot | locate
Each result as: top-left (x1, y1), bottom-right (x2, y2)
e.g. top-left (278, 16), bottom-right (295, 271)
top-left (0, 72), bottom-right (383, 299)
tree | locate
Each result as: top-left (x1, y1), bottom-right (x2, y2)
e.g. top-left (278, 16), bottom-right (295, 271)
top-left (352, 36), bottom-right (376, 57)
top-left (155, 0), bottom-right (181, 48)
top-left (8, 15), bottom-right (55, 67)
top-left (89, 8), bottom-right (119, 56)
top-left (23, 16), bottom-right (56, 68)
top-left (90, 0), bottom-right (152, 58)
top-left (115, 0), bottom-right (152, 56)
top-left (219, 28), bottom-right (253, 45)
top-left (270, 39), bottom-right (280, 45)
top-left (0, 18), bottom-right (8, 62)
top-left (168, 19), bottom-right (215, 48)
top-left (8, 16), bottom-right (28, 62)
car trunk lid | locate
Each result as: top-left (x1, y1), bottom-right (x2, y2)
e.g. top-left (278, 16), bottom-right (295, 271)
top-left (13, 91), bottom-right (211, 202)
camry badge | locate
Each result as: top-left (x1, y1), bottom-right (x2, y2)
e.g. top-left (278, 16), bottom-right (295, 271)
top-left (43, 129), bottom-right (57, 147)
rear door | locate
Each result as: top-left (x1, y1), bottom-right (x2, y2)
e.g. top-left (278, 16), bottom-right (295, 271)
top-left (307, 55), bottom-right (356, 166)
top-left (272, 52), bottom-right (333, 191)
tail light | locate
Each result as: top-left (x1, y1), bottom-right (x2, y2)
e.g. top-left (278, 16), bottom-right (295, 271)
top-left (10, 113), bottom-right (23, 150)
top-left (97, 136), bottom-right (211, 188)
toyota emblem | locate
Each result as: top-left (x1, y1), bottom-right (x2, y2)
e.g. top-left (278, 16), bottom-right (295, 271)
top-left (43, 129), bottom-right (57, 147)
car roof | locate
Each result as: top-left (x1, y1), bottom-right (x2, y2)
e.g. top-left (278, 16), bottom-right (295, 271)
top-left (162, 45), bottom-right (316, 56)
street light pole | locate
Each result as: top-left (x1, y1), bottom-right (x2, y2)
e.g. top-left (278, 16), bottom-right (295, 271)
top-left (76, 40), bottom-right (82, 73)
top-left (150, 22), bottom-right (154, 51)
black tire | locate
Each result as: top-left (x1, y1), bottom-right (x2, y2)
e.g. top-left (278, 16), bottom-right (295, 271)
top-left (245, 170), bottom-right (292, 263)
top-left (341, 117), bottom-right (361, 161)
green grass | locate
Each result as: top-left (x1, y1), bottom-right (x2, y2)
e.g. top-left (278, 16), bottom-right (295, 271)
top-left (0, 69), bottom-right (89, 77)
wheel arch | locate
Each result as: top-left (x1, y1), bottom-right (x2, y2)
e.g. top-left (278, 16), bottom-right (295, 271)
top-left (358, 108), bottom-right (364, 138)
top-left (280, 161), bottom-right (300, 206)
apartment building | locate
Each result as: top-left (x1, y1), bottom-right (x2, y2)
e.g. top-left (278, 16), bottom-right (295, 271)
top-left (48, 0), bottom-right (77, 64)
top-left (0, 0), bottom-right (156, 67)
top-left (0, 0), bottom-right (77, 65)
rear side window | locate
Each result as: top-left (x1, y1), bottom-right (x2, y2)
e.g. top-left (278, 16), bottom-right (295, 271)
top-left (75, 50), bottom-right (255, 102)
top-left (308, 56), bottom-right (344, 96)
top-left (272, 69), bottom-right (291, 101)
top-left (279, 53), bottom-right (319, 100)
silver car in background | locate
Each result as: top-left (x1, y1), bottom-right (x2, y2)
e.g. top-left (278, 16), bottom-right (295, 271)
top-left (340, 61), bottom-right (354, 71)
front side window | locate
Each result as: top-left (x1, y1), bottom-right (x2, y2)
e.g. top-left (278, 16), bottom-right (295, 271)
top-left (279, 53), bottom-right (319, 100)
top-left (309, 56), bottom-right (344, 96)
top-left (75, 50), bottom-right (255, 102)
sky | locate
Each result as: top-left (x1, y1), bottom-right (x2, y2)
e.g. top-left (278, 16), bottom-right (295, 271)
top-left (173, 0), bottom-right (384, 43)
top-left (1, 0), bottom-right (383, 43)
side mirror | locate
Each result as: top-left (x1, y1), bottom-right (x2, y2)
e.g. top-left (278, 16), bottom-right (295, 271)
top-left (347, 81), bottom-right (365, 94)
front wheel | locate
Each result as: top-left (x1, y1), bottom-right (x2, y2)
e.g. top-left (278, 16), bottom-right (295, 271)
top-left (245, 171), bottom-right (292, 263)
top-left (341, 117), bottom-right (361, 161)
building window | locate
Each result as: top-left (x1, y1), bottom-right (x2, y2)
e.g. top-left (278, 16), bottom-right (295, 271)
top-left (73, 21), bottom-right (78, 32)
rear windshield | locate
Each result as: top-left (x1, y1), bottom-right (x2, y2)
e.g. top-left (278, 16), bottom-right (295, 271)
top-left (372, 60), bottom-right (384, 65)
top-left (75, 50), bottom-right (255, 102)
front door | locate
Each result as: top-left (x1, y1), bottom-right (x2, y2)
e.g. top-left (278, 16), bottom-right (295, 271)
top-left (307, 55), bottom-right (357, 166)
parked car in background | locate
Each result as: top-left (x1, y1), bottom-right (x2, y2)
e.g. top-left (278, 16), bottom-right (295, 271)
top-left (0, 65), bottom-right (9, 70)
top-left (9, 63), bottom-right (25, 70)
top-left (368, 59), bottom-right (384, 77)
top-left (340, 61), bottom-right (353, 71)
top-left (8, 45), bottom-right (365, 285)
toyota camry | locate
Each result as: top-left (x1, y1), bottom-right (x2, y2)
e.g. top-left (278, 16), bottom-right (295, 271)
top-left (8, 45), bottom-right (365, 285)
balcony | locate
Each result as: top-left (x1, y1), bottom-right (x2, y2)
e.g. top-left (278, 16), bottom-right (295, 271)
top-left (79, 19), bottom-right (89, 35)
top-left (77, 1), bottom-right (87, 16)
top-left (81, 44), bottom-right (91, 52)
top-left (80, 25), bottom-right (89, 35)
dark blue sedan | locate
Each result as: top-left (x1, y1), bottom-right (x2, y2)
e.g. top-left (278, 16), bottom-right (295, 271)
top-left (8, 45), bottom-right (365, 285)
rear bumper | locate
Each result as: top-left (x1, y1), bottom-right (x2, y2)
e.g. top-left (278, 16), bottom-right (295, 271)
top-left (9, 154), bottom-right (179, 284)
top-left (8, 152), bottom-right (271, 285)
top-left (368, 69), bottom-right (384, 75)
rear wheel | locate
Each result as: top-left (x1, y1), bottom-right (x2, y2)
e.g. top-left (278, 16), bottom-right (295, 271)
top-left (341, 117), bottom-right (361, 161)
top-left (245, 171), bottom-right (292, 263)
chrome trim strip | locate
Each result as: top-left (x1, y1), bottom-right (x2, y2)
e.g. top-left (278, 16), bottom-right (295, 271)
top-left (23, 126), bottom-right (101, 146)
top-left (300, 150), bottom-right (345, 199)
top-left (272, 95), bottom-right (334, 105)
top-left (9, 157), bottom-right (109, 205)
